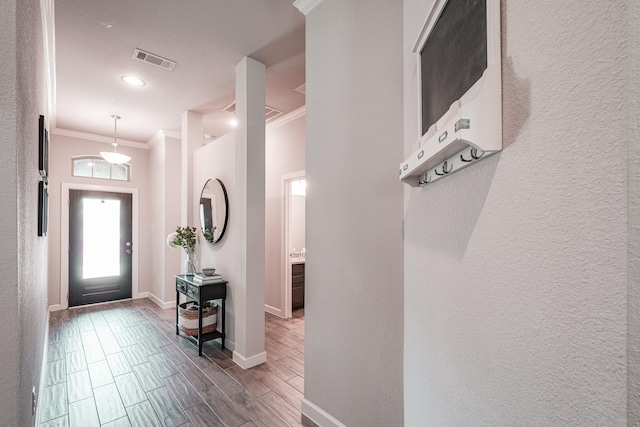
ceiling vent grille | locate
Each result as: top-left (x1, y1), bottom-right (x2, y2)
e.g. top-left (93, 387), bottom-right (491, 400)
top-left (222, 102), bottom-right (284, 122)
top-left (132, 48), bottom-right (176, 71)
top-left (295, 83), bottom-right (306, 95)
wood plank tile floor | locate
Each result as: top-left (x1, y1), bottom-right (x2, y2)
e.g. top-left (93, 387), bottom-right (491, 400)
top-left (40, 299), bottom-right (307, 427)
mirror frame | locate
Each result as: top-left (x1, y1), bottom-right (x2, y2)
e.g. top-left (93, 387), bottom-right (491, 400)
top-left (199, 178), bottom-right (229, 244)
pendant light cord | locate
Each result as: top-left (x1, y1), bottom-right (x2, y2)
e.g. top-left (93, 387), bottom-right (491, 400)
top-left (111, 114), bottom-right (121, 151)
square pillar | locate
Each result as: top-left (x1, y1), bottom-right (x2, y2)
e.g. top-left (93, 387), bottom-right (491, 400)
top-left (233, 57), bottom-right (267, 368)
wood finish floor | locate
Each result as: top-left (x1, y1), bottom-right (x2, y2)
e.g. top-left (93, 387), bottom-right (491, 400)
top-left (40, 299), bottom-right (307, 427)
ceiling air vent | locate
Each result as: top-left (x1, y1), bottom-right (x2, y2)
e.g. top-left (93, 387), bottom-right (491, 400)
top-left (132, 48), bottom-right (176, 71)
top-left (265, 105), bottom-right (283, 121)
top-left (223, 102), bottom-right (283, 122)
top-left (295, 83), bottom-right (306, 95)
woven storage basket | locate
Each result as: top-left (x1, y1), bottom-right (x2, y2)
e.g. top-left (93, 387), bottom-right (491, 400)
top-left (178, 301), bottom-right (217, 336)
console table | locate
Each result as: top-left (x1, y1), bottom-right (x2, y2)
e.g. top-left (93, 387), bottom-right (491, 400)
top-left (175, 274), bottom-right (227, 356)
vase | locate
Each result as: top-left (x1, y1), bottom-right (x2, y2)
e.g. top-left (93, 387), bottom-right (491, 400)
top-left (184, 251), bottom-right (198, 275)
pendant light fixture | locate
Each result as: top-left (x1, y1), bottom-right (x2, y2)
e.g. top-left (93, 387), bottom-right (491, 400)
top-left (100, 115), bottom-right (131, 165)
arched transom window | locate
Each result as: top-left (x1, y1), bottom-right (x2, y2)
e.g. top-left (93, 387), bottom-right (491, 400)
top-left (72, 156), bottom-right (130, 181)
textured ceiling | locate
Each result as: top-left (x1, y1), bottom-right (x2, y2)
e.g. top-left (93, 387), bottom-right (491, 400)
top-left (54, 0), bottom-right (305, 143)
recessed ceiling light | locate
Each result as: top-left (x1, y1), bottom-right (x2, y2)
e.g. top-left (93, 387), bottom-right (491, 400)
top-left (121, 76), bottom-right (145, 86)
top-left (230, 119), bottom-right (238, 127)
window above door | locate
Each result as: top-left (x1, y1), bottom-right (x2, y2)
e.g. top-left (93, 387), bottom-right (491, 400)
top-left (72, 156), bottom-right (130, 181)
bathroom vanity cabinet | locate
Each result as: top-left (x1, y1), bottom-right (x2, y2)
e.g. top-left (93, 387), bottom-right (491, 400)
top-left (292, 262), bottom-right (305, 309)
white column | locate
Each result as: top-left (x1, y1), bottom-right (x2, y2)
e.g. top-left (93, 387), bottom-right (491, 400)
top-left (233, 57), bottom-right (267, 368)
top-left (181, 111), bottom-right (202, 227)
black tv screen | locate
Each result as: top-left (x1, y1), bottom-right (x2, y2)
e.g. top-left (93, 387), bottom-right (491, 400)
top-left (420, 0), bottom-right (487, 135)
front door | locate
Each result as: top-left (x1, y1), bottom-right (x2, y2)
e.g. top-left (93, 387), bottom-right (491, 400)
top-left (69, 190), bottom-right (132, 307)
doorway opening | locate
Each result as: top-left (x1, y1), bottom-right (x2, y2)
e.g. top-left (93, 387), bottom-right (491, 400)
top-left (282, 171), bottom-right (305, 319)
top-left (60, 182), bottom-right (140, 310)
top-left (68, 190), bottom-right (133, 307)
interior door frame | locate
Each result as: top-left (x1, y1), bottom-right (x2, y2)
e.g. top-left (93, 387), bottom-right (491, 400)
top-left (60, 182), bottom-right (139, 310)
top-left (280, 170), bottom-right (305, 319)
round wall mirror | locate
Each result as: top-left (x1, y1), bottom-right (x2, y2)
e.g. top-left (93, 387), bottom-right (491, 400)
top-left (199, 178), bottom-right (229, 244)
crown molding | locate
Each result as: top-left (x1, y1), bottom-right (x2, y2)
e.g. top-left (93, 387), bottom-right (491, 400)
top-left (293, 0), bottom-right (325, 15)
top-left (146, 129), bottom-right (182, 148)
top-left (146, 130), bottom-right (165, 149)
top-left (51, 128), bottom-right (149, 150)
top-left (266, 106), bottom-right (306, 131)
top-left (163, 129), bottom-right (182, 140)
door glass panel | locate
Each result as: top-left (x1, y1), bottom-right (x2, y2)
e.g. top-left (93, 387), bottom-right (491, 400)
top-left (83, 198), bottom-right (121, 279)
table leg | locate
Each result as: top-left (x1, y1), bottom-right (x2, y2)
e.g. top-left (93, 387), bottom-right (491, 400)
top-left (221, 298), bottom-right (225, 350)
top-left (198, 301), bottom-right (203, 356)
top-left (175, 291), bottom-right (179, 335)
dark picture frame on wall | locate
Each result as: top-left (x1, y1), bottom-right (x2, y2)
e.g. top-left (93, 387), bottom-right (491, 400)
top-left (38, 180), bottom-right (48, 237)
top-left (38, 115), bottom-right (48, 177)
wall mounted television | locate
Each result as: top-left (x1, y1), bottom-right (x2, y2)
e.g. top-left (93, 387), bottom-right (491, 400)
top-left (400, 0), bottom-right (502, 186)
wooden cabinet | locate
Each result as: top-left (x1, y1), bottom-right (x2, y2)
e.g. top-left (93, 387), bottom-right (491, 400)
top-left (292, 262), bottom-right (305, 309)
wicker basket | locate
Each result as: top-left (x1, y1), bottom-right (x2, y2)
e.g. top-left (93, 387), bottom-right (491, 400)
top-left (178, 301), bottom-right (217, 336)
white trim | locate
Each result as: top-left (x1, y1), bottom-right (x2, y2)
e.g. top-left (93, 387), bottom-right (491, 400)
top-left (135, 291), bottom-right (149, 299)
top-left (146, 130), bottom-right (165, 149)
top-left (293, 0), bottom-right (325, 15)
top-left (266, 106), bottom-right (306, 131)
top-left (265, 304), bottom-right (284, 318)
top-left (147, 292), bottom-right (176, 309)
top-left (163, 129), bottom-right (182, 140)
top-left (301, 399), bottom-right (348, 427)
top-left (52, 128), bottom-right (149, 150)
top-left (60, 183), bottom-right (140, 310)
top-left (35, 310), bottom-right (51, 424)
top-left (281, 170), bottom-right (306, 319)
top-left (232, 350), bottom-right (267, 370)
top-left (225, 338), bottom-right (235, 352)
top-left (48, 304), bottom-right (63, 312)
top-left (147, 129), bottom-right (182, 148)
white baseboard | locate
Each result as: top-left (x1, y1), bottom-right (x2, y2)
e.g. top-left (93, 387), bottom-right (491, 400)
top-left (232, 350), bottom-right (267, 370)
top-left (147, 293), bottom-right (176, 309)
top-left (36, 310), bottom-right (51, 424)
top-left (135, 292), bottom-right (149, 299)
top-left (301, 398), bottom-right (347, 427)
top-left (48, 304), bottom-right (63, 312)
top-left (224, 338), bottom-right (235, 352)
top-left (265, 304), bottom-right (284, 318)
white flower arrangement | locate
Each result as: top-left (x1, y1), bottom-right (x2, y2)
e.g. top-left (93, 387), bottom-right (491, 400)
top-left (166, 226), bottom-right (197, 253)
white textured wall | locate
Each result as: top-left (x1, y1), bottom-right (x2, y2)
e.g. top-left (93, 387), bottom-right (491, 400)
top-left (0, 0), bottom-right (48, 424)
top-left (163, 137), bottom-right (182, 303)
top-left (0, 1), bottom-right (20, 424)
top-left (194, 132), bottom-right (238, 345)
top-left (265, 115), bottom-right (305, 313)
top-left (304, 1), bottom-right (404, 425)
top-left (148, 134), bottom-right (182, 305)
top-left (149, 137), bottom-right (166, 301)
top-left (404, 1), bottom-right (631, 425)
top-left (629, 0), bottom-right (640, 423)
top-left (48, 134), bottom-right (151, 305)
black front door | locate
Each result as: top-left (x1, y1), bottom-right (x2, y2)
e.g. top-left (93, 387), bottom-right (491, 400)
top-left (69, 190), bottom-right (133, 307)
